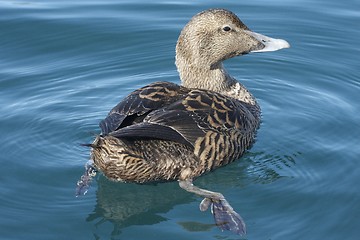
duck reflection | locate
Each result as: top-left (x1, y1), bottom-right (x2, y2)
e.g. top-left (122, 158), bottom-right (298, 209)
top-left (85, 150), bottom-right (296, 238)
top-left (86, 176), bottom-right (192, 237)
top-left (194, 151), bottom-right (297, 188)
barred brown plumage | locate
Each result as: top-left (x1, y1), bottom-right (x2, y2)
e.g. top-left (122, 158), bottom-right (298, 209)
top-left (77, 8), bottom-right (289, 235)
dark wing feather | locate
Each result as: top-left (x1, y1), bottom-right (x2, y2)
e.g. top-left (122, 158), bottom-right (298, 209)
top-left (99, 81), bottom-right (189, 135)
top-left (141, 89), bottom-right (257, 147)
top-left (109, 122), bottom-right (193, 148)
top-left (187, 89), bottom-right (257, 133)
top-left (144, 109), bottom-right (206, 145)
top-left (99, 112), bottom-right (127, 136)
top-left (101, 83), bottom-right (258, 152)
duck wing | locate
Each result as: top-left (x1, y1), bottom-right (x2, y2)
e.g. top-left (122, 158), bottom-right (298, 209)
top-left (109, 88), bottom-right (257, 150)
top-left (99, 81), bottom-right (189, 135)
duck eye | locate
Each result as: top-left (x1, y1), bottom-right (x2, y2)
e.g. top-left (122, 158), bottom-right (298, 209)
top-left (223, 26), bottom-right (231, 32)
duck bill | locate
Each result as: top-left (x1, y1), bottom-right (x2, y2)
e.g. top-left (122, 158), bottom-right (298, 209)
top-left (245, 30), bottom-right (290, 53)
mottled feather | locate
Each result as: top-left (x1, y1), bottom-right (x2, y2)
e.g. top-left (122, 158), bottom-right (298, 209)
top-left (93, 80), bottom-right (260, 182)
top-left (99, 82), bottom-right (189, 134)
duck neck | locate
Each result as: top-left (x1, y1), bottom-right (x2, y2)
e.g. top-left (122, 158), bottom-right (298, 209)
top-left (178, 62), bottom-right (231, 91)
top-left (176, 61), bottom-right (258, 107)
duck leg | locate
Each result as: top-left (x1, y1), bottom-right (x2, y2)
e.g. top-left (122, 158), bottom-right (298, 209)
top-left (76, 160), bottom-right (97, 197)
top-left (179, 179), bottom-right (246, 235)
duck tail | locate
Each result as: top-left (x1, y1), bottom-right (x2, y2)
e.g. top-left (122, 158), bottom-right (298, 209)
top-left (80, 135), bottom-right (105, 149)
top-left (80, 143), bottom-right (100, 149)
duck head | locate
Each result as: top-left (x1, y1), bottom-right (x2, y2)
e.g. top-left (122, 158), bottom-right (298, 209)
top-left (175, 9), bottom-right (290, 89)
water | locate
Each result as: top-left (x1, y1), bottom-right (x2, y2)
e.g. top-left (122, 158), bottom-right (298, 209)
top-left (1, 0), bottom-right (359, 239)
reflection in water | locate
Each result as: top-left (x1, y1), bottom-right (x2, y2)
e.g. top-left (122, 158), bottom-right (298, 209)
top-left (194, 150), bottom-right (298, 189)
top-left (177, 221), bottom-right (214, 232)
top-left (87, 176), bottom-right (192, 237)
top-left (86, 150), bottom-right (297, 238)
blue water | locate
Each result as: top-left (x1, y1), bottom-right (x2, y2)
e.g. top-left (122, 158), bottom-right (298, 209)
top-left (1, 0), bottom-right (359, 239)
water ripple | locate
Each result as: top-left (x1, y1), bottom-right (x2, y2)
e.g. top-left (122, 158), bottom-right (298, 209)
top-left (1, 1), bottom-right (360, 239)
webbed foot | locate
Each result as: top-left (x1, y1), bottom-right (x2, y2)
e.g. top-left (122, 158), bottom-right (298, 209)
top-left (179, 179), bottom-right (246, 235)
top-left (76, 160), bottom-right (97, 197)
top-left (211, 198), bottom-right (246, 235)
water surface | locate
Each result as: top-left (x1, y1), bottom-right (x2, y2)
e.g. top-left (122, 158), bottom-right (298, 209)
top-left (1, 0), bottom-right (359, 239)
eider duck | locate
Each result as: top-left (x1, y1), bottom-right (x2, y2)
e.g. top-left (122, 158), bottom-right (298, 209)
top-left (78, 8), bottom-right (289, 235)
